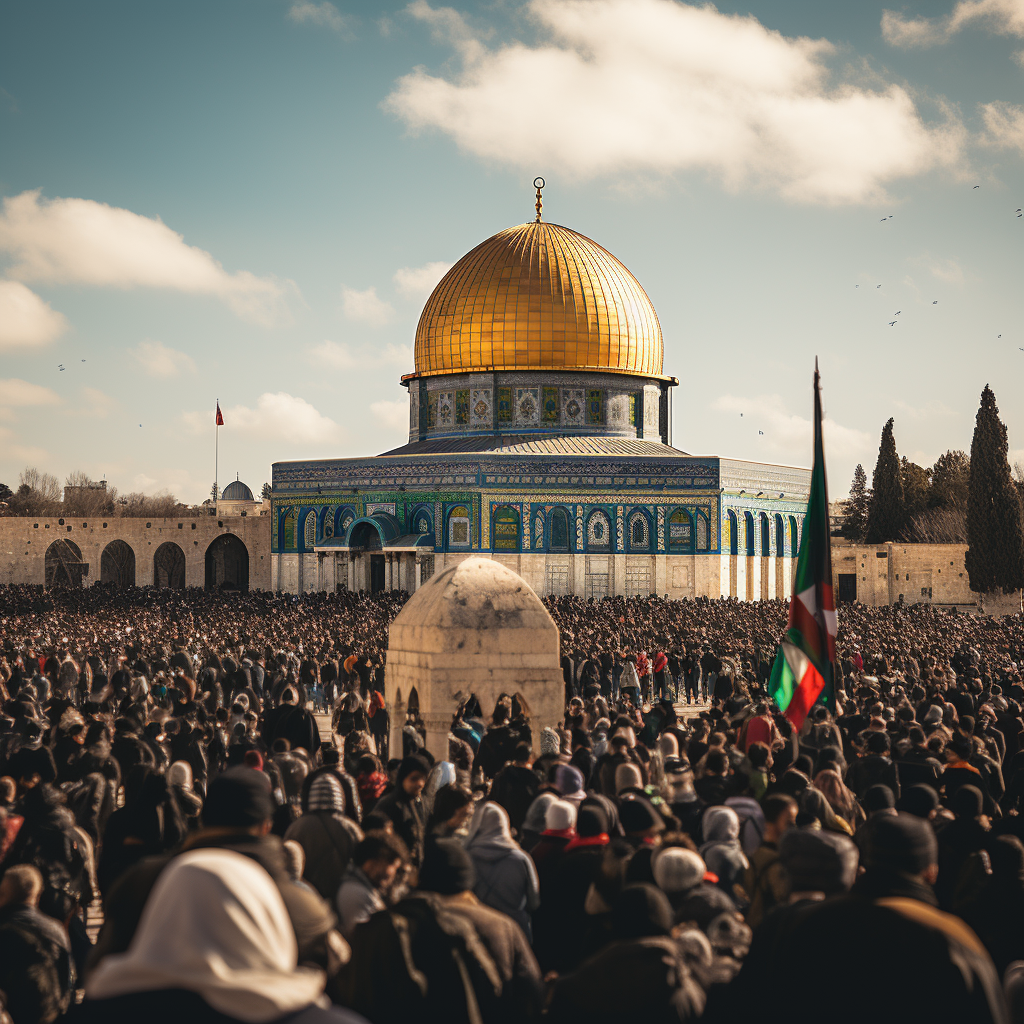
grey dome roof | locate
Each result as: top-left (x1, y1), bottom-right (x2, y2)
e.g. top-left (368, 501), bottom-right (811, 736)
top-left (221, 480), bottom-right (254, 501)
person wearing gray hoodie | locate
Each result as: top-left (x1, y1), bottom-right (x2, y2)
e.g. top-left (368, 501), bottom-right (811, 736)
top-left (463, 801), bottom-right (540, 939)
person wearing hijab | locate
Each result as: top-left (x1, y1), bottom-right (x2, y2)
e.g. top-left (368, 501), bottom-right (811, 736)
top-left (799, 788), bottom-right (854, 836)
top-left (80, 848), bottom-right (364, 1024)
top-left (463, 801), bottom-right (540, 938)
top-left (520, 793), bottom-right (557, 853)
top-left (284, 774), bottom-right (364, 901)
top-left (529, 799), bottom-right (577, 870)
top-left (699, 806), bottom-right (749, 905)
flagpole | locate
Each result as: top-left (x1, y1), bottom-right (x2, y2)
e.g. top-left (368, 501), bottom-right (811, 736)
top-left (215, 398), bottom-right (219, 511)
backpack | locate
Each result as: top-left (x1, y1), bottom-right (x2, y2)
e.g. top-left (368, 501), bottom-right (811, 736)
top-left (335, 892), bottom-right (501, 1024)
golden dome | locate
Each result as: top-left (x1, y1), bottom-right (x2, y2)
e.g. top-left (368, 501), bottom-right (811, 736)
top-left (413, 220), bottom-right (664, 379)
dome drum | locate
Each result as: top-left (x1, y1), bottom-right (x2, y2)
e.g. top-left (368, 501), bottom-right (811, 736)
top-left (402, 369), bottom-right (674, 446)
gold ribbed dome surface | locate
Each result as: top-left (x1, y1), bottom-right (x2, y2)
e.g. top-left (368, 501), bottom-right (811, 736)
top-left (414, 221), bottom-right (663, 378)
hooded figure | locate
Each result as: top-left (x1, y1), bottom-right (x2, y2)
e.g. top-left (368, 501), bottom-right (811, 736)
top-left (284, 774), bottom-right (363, 901)
top-left (82, 848), bottom-right (358, 1024)
top-left (699, 806), bottom-right (749, 903)
top-left (463, 802), bottom-right (540, 939)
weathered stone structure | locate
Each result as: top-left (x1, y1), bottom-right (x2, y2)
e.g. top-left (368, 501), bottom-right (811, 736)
top-left (385, 556), bottom-right (564, 757)
top-left (0, 513), bottom-right (271, 590)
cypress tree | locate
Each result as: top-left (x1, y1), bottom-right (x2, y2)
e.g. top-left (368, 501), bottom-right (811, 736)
top-left (966, 385), bottom-right (1024, 594)
top-left (842, 464), bottom-right (870, 541)
top-left (865, 418), bottom-right (904, 542)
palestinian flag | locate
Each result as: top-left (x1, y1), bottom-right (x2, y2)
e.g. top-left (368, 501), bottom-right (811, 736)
top-left (769, 361), bottom-right (837, 729)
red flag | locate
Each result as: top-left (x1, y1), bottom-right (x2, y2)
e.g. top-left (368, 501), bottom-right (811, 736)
top-left (215, 402), bottom-right (224, 426)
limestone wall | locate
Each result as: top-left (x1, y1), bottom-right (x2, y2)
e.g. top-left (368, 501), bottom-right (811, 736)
top-left (0, 515), bottom-right (271, 590)
top-left (831, 541), bottom-right (976, 608)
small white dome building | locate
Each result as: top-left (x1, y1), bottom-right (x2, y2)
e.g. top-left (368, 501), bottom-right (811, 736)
top-left (386, 556), bottom-right (564, 758)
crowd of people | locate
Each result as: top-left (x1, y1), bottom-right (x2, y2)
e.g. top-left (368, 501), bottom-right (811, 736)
top-left (1, 583), bottom-right (1024, 1022)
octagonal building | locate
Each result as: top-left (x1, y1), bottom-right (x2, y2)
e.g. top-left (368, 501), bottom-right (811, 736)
top-left (271, 189), bottom-right (810, 600)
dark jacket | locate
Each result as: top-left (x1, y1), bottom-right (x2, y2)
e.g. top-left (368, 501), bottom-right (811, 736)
top-left (372, 787), bottom-right (426, 867)
top-left (284, 812), bottom-right (363, 901)
top-left (0, 903), bottom-right (74, 1024)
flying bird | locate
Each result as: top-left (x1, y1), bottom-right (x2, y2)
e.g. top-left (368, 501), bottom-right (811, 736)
top-left (933, 300), bottom-right (938, 304)
top-left (974, 185), bottom-right (981, 189)
top-left (998, 334), bottom-right (1002, 338)
top-left (889, 321), bottom-right (898, 326)
top-left (876, 284), bottom-right (882, 289)
top-left (758, 431), bottom-right (764, 435)
top-left (895, 311), bottom-right (901, 315)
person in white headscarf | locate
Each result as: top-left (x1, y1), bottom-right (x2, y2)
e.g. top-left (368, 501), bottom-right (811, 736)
top-left (83, 848), bottom-right (364, 1024)
top-left (463, 801), bottom-right (540, 939)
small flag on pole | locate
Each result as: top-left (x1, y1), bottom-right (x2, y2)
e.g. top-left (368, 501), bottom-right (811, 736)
top-left (768, 360), bottom-right (837, 729)
top-left (216, 402), bottom-right (224, 426)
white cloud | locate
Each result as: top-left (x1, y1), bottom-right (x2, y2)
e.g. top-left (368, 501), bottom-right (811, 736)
top-left (183, 392), bottom-right (342, 445)
top-left (0, 378), bottom-right (61, 410)
top-left (393, 260), bottom-right (454, 300)
top-left (341, 285), bottom-right (395, 326)
top-left (713, 393), bottom-right (872, 460)
top-left (130, 339), bottom-right (197, 378)
top-left (370, 399), bottom-right (409, 434)
top-left (0, 190), bottom-right (292, 324)
top-left (882, 0), bottom-right (1024, 48)
top-left (0, 280), bottom-right (68, 350)
top-left (0, 427), bottom-right (48, 464)
top-left (287, 1), bottom-right (350, 33)
top-left (980, 100), bottom-right (1024, 152)
top-left (78, 387), bottom-right (115, 419)
top-left (307, 339), bottom-right (414, 369)
top-left (386, 0), bottom-right (962, 205)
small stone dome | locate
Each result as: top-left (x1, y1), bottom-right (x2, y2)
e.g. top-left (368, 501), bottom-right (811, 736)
top-left (385, 557), bottom-right (564, 757)
top-left (221, 479), bottom-right (254, 502)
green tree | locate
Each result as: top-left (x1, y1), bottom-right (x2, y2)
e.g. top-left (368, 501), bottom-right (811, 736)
top-left (966, 385), bottom-right (1024, 594)
top-left (929, 450), bottom-right (970, 509)
top-left (0, 483), bottom-right (12, 503)
top-left (261, 482), bottom-right (273, 501)
top-left (865, 418), bottom-right (904, 543)
top-left (900, 457), bottom-right (931, 529)
top-left (842, 463), bottom-right (870, 541)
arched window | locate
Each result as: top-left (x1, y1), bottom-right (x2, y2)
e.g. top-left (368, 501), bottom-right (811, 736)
top-left (304, 510), bottom-right (316, 549)
top-left (628, 512), bottom-right (650, 551)
top-left (744, 512), bottom-right (755, 556)
top-left (586, 510), bottom-right (611, 550)
top-left (492, 505), bottom-right (521, 552)
top-left (550, 508), bottom-right (569, 551)
top-left (668, 509), bottom-right (693, 552)
top-left (728, 510), bottom-right (738, 556)
top-left (282, 509), bottom-right (297, 550)
top-left (412, 508), bottom-right (432, 535)
top-left (448, 505), bottom-right (470, 548)
top-left (534, 512), bottom-right (544, 548)
top-left (789, 515), bottom-right (800, 556)
top-left (323, 507), bottom-right (335, 539)
top-left (775, 514), bottom-right (785, 557)
top-left (759, 513), bottom-right (769, 556)
top-left (339, 508), bottom-right (355, 537)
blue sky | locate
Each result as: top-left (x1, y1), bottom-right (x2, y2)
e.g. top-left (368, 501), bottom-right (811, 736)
top-left (1, 0), bottom-right (1022, 503)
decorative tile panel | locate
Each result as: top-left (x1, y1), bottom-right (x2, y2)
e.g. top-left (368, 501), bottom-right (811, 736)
top-left (437, 392), bottom-right (454, 428)
top-left (515, 387), bottom-right (540, 426)
top-left (470, 389), bottom-right (492, 426)
top-left (563, 389), bottom-right (585, 427)
top-left (455, 389), bottom-right (469, 425)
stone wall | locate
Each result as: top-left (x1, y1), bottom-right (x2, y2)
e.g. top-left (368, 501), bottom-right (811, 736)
top-left (831, 541), bottom-right (978, 609)
top-left (0, 514), bottom-right (272, 590)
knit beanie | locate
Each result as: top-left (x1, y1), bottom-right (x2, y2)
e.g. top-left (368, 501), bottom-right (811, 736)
top-left (397, 754), bottom-right (430, 783)
top-left (544, 798), bottom-right (577, 832)
top-left (652, 848), bottom-right (705, 894)
top-left (308, 773), bottom-right (346, 815)
top-left (862, 812), bottom-right (938, 874)
top-left (779, 827), bottom-right (858, 894)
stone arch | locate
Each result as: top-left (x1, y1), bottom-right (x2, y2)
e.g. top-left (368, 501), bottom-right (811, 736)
top-left (492, 505), bottom-right (521, 552)
top-left (336, 505), bottom-right (357, 537)
top-left (549, 507), bottom-right (570, 551)
top-left (348, 519), bottom-right (384, 551)
top-left (789, 515), bottom-right (800, 556)
top-left (744, 511), bottom-right (755, 556)
top-left (627, 509), bottom-right (652, 551)
top-left (759, 512), bottom-right (770, 556)
top-left (45, 539), bottom-right (85, 590)
top-left (446, 505), bottom-right (471, 550)
top-left (728, 509), bottom-right (739, 556)
top-left (205, 534), bottom-right (249, 591)
top-left (775, 514), bottom-right (785, 557)
top-left (101, 539), bottom-right (136, 588)
top-left (410, 505), bottom-right (433, 537)
top-left (695, 511), bottom-right (709, 551)
top-left (302, 509), bottom-right (316, 550)
top-left (154, 541), bottom-right (186, 589)
top-left (668, 508), bottom-right (693, 552)
top-left (585, 509), bottom-right (611, 550)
